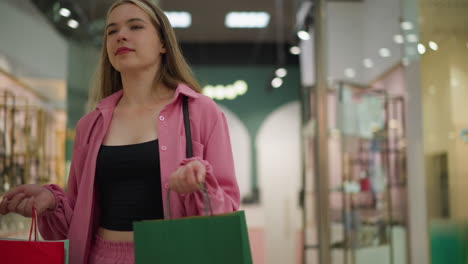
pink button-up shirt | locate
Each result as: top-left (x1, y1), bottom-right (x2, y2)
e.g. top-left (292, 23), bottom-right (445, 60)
top-left (38, 84), bottom-right (240, 264)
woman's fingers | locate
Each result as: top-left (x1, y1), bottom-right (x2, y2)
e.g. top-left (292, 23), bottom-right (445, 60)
top-left (169, 164), bottom-right (201, 194)
top-left (16, 197), bottom-right (29, 216)
top-left (7, 193), bottom-right (26, 213)
top-left (24, 197), bottom-right (35, 217)
top-left (4, 185), bottom-right (27, 200)
top-left (0, 197), bottom-right (9, 215)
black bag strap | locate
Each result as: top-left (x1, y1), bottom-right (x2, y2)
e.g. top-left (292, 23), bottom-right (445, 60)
top-left (165, 95), bottom-right (213, 219)
top-left (182, 96), bottom-right (193, 158)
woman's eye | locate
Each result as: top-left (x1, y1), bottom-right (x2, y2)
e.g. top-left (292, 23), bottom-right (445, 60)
top-left (131, 25), bottom-right (143, 30)
top-left (107, 30), bottom-right (117, 35)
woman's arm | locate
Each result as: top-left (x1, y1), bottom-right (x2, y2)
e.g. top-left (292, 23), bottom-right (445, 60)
top-left (37, 127), bottom-right (83, 240)
top-left (182, 112), bottom-right (240, 216)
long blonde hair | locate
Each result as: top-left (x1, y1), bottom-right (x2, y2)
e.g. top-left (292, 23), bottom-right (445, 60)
top-left (88, 0), bottom-right (200, 111)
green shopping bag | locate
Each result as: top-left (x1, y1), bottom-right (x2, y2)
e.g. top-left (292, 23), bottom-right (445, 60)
top-left (133, 210), bottom-right (252, 264)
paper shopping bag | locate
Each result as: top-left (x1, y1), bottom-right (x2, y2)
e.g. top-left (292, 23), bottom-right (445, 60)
top-left (134, 210), bottom-right (252, 264)
top-left (0, 209), bottom-right (68, 264)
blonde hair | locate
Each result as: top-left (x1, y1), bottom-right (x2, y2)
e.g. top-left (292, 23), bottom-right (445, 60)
top-left (88, 0), bottom-right (200, 111)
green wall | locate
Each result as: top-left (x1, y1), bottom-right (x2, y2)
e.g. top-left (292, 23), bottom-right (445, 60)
top-left (193, 65), bottom-right (301, 195)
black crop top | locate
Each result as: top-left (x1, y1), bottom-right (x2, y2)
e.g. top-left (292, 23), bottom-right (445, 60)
top-left (95, 139), bottom-right (164, 231)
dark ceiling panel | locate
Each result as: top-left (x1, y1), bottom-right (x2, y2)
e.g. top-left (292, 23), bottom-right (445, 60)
top-left (30, 0), bottom-right (299, 44)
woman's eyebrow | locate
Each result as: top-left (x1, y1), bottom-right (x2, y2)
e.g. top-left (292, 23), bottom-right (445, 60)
top-left (106, 18), bottom-right (147, 30)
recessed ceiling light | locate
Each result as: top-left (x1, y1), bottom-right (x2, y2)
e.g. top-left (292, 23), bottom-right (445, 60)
top-left (275, 68), bottom-right (287, 78)
top-left (59, 8), bottom-right (71, 17)
top-left (428, 41), bottom-right (438, 51)
top-left (344, 68), bottom-right (356, 78)
top-left (164, 12), bottom-right (191, 28)
top-left (393, 34), bottom-right (404, 44)
top-left (379, 48), bottom-right (391, 58)
top-left (297, 30), bottom-right (310, 41)
top-left (363, 59), bottom-right (374, 68)
top-left (68, 19), bottom-right (79, 29)
top-left (402, 57), bottom-right (410, 66)
top-left (271, 77), bottom-right (283, 88)
top-left (417, 44), bottom-right (426, 54)
top-left (401, 21), bottom-right (413, 31)
top-left (406, 34), bottom-right (418, 43)
top-left (290, 46), bottom-right (301, 55)
top-left (225, 12), bottom-right (270, 28)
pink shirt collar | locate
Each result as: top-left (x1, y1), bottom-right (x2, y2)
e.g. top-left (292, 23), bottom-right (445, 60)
top-left (96, 83), bottom-right (200, 111)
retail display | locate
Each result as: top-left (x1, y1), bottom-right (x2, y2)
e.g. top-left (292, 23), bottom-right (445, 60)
top-left (0, 71), bottom-right (66, 239)
top-left (301, 76), bottom-right (409, 264)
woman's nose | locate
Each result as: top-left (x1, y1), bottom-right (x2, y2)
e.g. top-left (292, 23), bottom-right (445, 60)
top-left (116, 29), bottom-right (128, 42)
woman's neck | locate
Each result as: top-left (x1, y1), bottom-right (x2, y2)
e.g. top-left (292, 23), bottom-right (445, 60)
top-left (119, 68), bottom-right (173, 108)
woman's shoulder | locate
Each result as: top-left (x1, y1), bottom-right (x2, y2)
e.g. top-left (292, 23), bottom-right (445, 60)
top-left (73, 110), bottom-right (101, 143)
top-left (190, 92), bottom-right (224, 119)
top-left (76, 110), bottom-right (100, 129)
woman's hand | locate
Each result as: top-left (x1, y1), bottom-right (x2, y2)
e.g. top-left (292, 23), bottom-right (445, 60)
top-left (0, 184), bottom-right (56, 217)
top-left (169, 160), bottom-right (206, 194)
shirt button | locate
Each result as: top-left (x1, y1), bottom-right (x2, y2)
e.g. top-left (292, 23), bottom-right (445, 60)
top-left (165, 183), bottom-right (169, 189)
top-left (159, 116), bottom-right (165, 121)
top-left (161, 145), bottom-right (167, 151)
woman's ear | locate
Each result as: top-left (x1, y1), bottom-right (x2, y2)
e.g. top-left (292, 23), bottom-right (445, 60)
top-left (161, 41), bottom-right (167, 54)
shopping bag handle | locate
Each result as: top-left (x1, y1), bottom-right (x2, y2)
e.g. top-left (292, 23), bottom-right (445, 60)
top-left (28, 207), bottom-right (38, 242)
top-left (164, 96), bottom-right (214, 219)
top-left (0, 208), bottom-right (38, 241)
top-left (165, 185), bottom-right (213, 219)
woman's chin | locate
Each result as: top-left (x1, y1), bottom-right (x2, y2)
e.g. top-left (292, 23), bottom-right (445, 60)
top-left (114, 65), bottom-right (141, 74)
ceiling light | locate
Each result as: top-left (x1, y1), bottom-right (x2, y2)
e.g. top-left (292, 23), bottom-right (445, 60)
top-left (214, 85), bottom-right (226, 100)
top-left (275, 68), bottom-right (287, 78)
top-left (429, 41), bottom-right (438, 51)
top-left (68, 19), bottom-right (79, 29)
top-left (271, 77), bottom-right (283, 88)
top-left (418, 44), bottom-right (426, 54)
top-left (393, 34), bottom-right (404, 44)
top-left (402, 57), bottom-right (410, 66)
top-left (363, 59), bottom-right (374, 68)
top-left (233, 80), bottom-right (248, 95)
top-left (225, 12), bottom-right (270, 28)
top-left (290, 46), bottom-right (301, 55)
top-left (225, 87), bottom-right (237, 100)
top-left (406, 34), bottom-right (418, 43)
top-left (297, 30), bottom-right (310, 41)
top-left (203, 86), bottom-right (215, 98)
top-left (379, 48), bottom-right (391, 58)
top-left (59, 8), bottom-right (71, 17)
top-left (401, 21), bottom-right (413, 31)
top-left (164, 12), bottom-right (191, 28)
top-left (344, 68), bottom-right (356, 78)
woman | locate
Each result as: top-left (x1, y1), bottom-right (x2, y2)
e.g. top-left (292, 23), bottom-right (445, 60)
top-left (0, 1), bottom-right (240, 263)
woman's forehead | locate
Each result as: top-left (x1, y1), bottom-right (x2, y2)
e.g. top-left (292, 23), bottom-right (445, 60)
top-left (107, 3), bottom-right (149, 24)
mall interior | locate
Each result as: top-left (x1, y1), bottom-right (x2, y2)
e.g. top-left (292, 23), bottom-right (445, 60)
top-left (0, 0), bottom-right (467, 263)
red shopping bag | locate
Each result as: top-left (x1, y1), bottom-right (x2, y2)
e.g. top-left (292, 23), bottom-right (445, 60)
top-left (0, 209), bottom-right (65, 264)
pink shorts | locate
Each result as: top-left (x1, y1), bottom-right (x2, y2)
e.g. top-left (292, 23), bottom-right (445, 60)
top-left (88, 235), bottom-right (135, 264)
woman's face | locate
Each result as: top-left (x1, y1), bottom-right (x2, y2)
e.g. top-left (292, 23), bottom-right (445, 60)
top-left (106, 3), bottom-right (166, 73)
